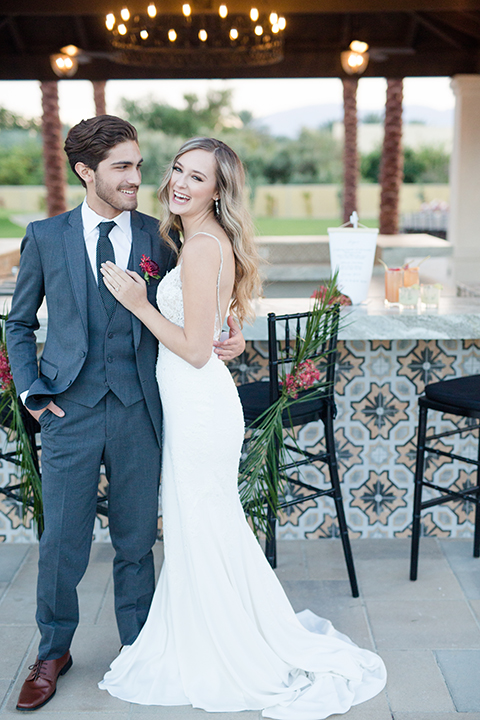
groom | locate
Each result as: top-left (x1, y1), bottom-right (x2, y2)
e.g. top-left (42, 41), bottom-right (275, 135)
top-left (6, 115), bottom-right (245, 711)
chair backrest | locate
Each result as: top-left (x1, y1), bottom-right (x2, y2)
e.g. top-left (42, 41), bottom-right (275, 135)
top-left (267, 304), bottom-right (340, 405)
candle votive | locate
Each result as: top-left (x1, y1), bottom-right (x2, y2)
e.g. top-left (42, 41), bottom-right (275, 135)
top-left (399, 284), bottom-right (420, 309)
top-left (385, 268), bottom-right (403, 305)
top-left (421, 284), bottom-right (441, 307)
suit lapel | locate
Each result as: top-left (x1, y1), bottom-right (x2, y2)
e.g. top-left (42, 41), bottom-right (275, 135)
top-left (64, 205), bottom-right (88, 339)
top-left (130, 211), bottom-right (154, 349)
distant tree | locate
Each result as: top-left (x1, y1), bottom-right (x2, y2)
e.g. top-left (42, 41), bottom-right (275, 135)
top-left (263, 147), bottom-right (294, 184)
top-left (409, 146), bottom-right (450, 183)
top-left (238, 110), bottom-right (254, 127)
top-left (285, 128), bottom-right (342, 184)
top-left (362, 112), bottom-right (383, 124)
top-left (120, 89), bottom-right (237, 136)
top-left (361, 145), bottom-right (450, 184)
top-left (402, 147), bottom-right (426, 184)
top-left (0, 142), bottom-right (44, 184)
top-left (135, 129), bottom-right (185, 185)
top-left (360, 148), bottom-right (381, 183)
top-left (0, 107), bottom-right (40, 131)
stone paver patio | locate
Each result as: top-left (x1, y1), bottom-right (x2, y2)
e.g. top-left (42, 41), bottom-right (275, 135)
top-left (1, 538), bottom-right (480, 720)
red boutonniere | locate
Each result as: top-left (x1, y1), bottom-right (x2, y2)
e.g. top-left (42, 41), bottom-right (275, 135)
top-left (140, 255), bottom-right (161, 284)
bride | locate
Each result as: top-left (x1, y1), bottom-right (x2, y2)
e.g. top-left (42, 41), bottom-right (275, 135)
top-left (98, 137), bottom-right (387, 718)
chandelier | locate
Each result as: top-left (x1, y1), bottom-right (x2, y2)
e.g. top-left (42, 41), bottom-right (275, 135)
top-left (105, 4), bottom-right (286, 67)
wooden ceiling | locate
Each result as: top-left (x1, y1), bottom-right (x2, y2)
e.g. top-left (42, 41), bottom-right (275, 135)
top-left (1, 0), bottom-right (480, 80)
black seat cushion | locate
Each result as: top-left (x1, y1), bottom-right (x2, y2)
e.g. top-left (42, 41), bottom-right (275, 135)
top-left (425, 374), bottom-right (480, 412)
top-left (237, 381), bottom-right (328, 428)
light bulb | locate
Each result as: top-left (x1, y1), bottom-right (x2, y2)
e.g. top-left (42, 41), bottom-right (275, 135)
top-left (350, 40), bottom-right (369, 54)
top-left (254, 24), bottom-right (263, 35)
top-left (348, 53), bottom-right (363, 68)
top-left (229, 27), bottom-right (238, 39)
top-left (118, 23), bottom-right (127, 34)
top-left (271, 23), bottom-right (279, 33)
top-left (278, 16), bottom-right (286, 30)
top-left (60, 45), bottom-right (79, 57)
top-left (140, 29), bottom-right (148, 39)
top-left (57, 57), bottom-right (73, 70)
top-left (199, 29), bottom-right (208, 41)
top-left (182, 4), bottom-right (191, 17)
top-left (269, 12), bottom-right (278, 24)
top-left (219, 4), bottom-right (228, 18)
top-left (120, 7), bottom-right (130, 21)
top-left (250, 7), bottom-right (259, 21)
top-left (147, 3), bottom-right (157, 17)
top-left (168, 28), bottom-right (177, 41)
top-left (50, 53), bottom-right (78, 77)
top-left (105, 13), bottom-right (115, 30)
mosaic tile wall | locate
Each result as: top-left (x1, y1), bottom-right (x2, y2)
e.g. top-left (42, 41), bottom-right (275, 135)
top-left (227, 338), bottom-right (480, 541)
top-left (1, 338), bottom-right (479, 542)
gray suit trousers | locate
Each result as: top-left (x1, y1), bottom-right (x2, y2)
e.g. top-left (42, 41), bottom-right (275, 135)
top-left (36, 392), bottom-right (161, 660)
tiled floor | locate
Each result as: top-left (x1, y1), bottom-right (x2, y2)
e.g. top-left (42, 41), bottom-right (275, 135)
top-left (1, 538), bottom-right (480, 719)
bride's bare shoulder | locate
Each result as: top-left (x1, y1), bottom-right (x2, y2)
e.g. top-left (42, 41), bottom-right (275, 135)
top-left (183, 230), bottom-right (231, 261)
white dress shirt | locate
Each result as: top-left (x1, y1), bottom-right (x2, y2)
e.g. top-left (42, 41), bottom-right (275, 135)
top-left (81, 199), bottom-right (133, 282)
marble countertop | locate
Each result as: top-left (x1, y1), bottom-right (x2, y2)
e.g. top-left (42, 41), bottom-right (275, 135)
top-left (6, 293), bottom-right (480, 345)
top-left (246, 295), bottom-right (480, 341)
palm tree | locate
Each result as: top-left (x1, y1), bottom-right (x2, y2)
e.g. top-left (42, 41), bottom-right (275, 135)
top-left (40, 81), bottom-right (66, 217)
top-left (93, 80), bottom-right (107, 116)
top-left (342, 78), bottom-right (358, 224)
top-left (379, 79), bottom-right (404, 235)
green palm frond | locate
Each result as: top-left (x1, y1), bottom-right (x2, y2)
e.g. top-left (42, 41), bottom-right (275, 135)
top-left (239, 272), bottom-right (348, 535)
top-left (0, 314), bottom-right (43, 534)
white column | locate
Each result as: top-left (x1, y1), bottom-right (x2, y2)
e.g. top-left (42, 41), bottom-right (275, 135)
top-left (449, 75), bottom-right (480, 286)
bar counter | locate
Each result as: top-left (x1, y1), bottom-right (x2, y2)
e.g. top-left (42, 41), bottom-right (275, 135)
top-left (227, 293), bottom-right (480, 544)
top-left (246, 295), bottom-right (480, 341)
top-left (2, 294), bottom-right (479, 543)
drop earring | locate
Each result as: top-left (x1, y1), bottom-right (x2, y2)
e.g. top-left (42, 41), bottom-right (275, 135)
top-left (214, 197), bottom-right (220, 216)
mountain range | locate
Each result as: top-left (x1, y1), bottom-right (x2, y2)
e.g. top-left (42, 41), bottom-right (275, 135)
top-left (255, 104), bottom-right (454, 138)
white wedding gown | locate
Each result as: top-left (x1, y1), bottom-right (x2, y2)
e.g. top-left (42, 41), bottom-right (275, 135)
top-left (99, 235), bottom-right (387, 718)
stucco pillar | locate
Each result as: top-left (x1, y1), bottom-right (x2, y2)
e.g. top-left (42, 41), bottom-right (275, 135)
top-left (449, 75), bottom-right (480, 285)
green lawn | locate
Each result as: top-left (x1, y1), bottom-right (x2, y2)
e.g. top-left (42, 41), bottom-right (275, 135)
top-left (0, 210), bottom-right (25, 238)
top-left (0, 211), bottom-right (379, 239)
top-left (253, 217), bottom-right (378, 235)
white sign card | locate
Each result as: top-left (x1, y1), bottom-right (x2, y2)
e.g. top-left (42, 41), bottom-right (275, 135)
top-left (328, 227), bottom-right (379, 304)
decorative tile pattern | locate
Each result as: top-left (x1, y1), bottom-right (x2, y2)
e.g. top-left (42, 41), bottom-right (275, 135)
top-left (397, 340), bottom-right (456, 392)
top-left (351, 382), bottom-right (409, 439)
top-left (244, 338), bottom-right (480, 541)
top-left (2, 339), bottom-right (480, 541)
top-left (350, 471), bottom-right (408, 525)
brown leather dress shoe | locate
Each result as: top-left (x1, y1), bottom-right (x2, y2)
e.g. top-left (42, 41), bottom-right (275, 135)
top-left (16, 650), bottom-right (72, 711)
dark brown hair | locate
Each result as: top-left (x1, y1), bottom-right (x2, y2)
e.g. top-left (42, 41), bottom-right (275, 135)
top-left (64, 115), bottom-right (138, 187)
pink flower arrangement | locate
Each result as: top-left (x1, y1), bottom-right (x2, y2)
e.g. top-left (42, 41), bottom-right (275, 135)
top-left (311, 285), bottom-right (352, 306)
top-left (0, 347), bottom-right (13, 391)
top-left (283, 359), bottom-right (321, 399)
top-left (139, 255), bottom-right (161, 284)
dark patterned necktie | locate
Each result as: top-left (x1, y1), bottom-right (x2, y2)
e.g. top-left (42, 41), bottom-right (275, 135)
top-left (96, 221), bottom-right (116, 318)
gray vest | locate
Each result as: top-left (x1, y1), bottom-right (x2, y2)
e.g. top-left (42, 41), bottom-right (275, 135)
top-left (62, 256), bottom-right (144, 408)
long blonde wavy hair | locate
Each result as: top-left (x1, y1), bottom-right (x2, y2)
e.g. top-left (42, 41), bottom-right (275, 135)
top-left (158, 137), bottom-right (261, 326)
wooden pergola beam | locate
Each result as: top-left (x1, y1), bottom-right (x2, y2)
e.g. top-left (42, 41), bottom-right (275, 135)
top-left (8, 0), bottom-right (480, 15)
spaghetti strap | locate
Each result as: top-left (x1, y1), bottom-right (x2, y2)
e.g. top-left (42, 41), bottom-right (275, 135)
top-left (187, 232), bottom-right (224, 336)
